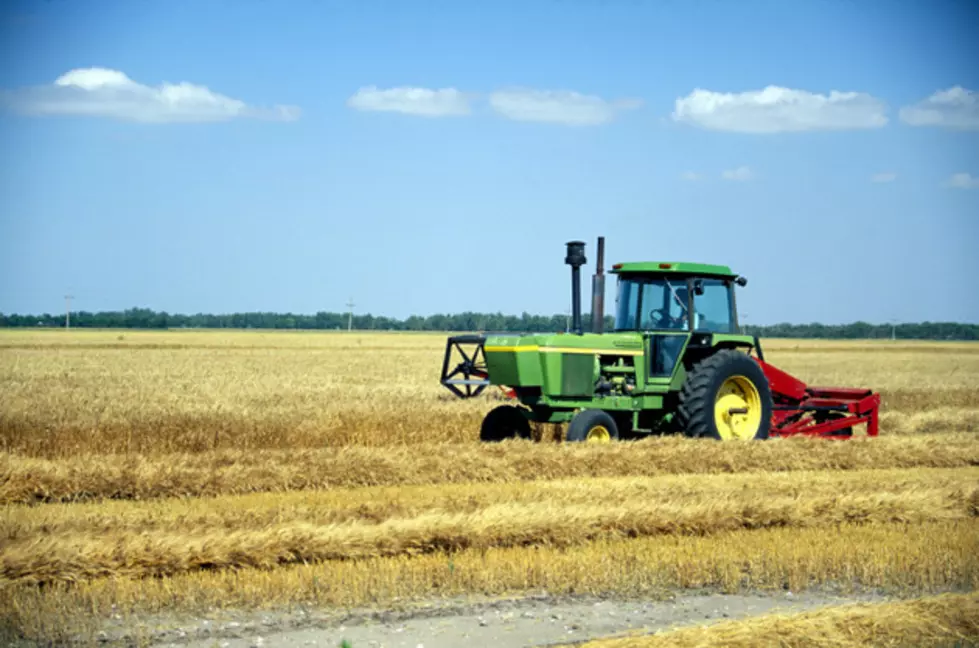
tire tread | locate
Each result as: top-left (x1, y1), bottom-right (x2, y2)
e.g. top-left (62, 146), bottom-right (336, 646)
top-left (676, 349), bottom-right (772, 440)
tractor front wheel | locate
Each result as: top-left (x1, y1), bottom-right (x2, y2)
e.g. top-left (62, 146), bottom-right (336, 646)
top-left (677, 349), bottom-right (773, 441)
top-left (480, 405), bottom-right (532, 442)
top-left (566, 409), bottom-right (620, 444)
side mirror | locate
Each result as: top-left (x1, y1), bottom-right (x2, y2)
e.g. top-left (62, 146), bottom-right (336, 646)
top-left (735, 276), bottom-right (748, 287)
top-left (693, 279), bottom-right (705, 296)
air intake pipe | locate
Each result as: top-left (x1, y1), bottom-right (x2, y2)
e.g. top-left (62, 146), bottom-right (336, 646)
top-left (565, 240), bottom-right (586, 335)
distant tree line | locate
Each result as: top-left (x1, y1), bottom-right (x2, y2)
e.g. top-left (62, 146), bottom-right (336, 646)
top-left (741, 321), bottom-right (978, 341)
top-left (0, 308), bottom-right (977, 340)
top-left (0, 308), bottom-right (612, 333)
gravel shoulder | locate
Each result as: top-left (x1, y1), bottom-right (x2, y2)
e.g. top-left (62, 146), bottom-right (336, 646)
top-left (109, 589), bottom-right (892, 648)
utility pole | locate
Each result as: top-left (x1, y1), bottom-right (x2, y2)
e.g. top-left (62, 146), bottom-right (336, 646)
top-left (346, 297), bottom-right (355, 331)
top-left (889, 319), bottom-right (898, 341)
top-left (64, 294), bottom-right (74, 329)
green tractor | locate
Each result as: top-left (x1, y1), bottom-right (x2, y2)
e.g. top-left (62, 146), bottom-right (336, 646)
top-left (440, 238), bottom-right (880, 442)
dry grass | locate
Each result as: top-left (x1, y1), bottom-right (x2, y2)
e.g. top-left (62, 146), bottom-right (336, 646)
top-left (1, 329), bottom-right (977, 645)
top-left (2, 330), bottom-right (978, 458)
top-left (6, 467), bottom-right (973, 538)
top-left (0, 330), bottom-right (486, 457)
top-left (4, 468), bottom-right (975, 585)
top-left (2, 520), bottom-right (976, 644)
top-left (571, 591), bottom-right (979, 647)
top-left (3, 432), bottom-right (977, 504)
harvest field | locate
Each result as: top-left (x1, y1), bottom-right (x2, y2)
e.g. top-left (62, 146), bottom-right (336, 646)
top-left (1, 328), bottom-right (978, 646)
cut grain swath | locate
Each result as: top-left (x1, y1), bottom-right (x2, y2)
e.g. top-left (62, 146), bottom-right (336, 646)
top-left (3, 433), bottom-right (977, 504)
top-left (568, 591), bottom-right (979, 648)
top-left (3, 521), bottom-right (977, 646)
top-left (6, 468), bottom-right (975, 539)
top-left (3, 486), bottom-right (975, 585)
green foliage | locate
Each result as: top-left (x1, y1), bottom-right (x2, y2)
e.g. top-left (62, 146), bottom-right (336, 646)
top-left (0, 308), bottom-right (614, 334)
top-left (742, 321), bottom-right (979, 341)
top-left (0, 309), bottom-right (976, 340)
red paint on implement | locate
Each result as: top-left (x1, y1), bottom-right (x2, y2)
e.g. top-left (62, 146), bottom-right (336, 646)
top-left (755, 358), bottom-right (880, 439)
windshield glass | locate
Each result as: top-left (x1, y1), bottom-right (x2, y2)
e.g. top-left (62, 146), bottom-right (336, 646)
top-left (614, 277), bottom-right (691, 331)
top-left (614, 276), bottom-right (735, 332)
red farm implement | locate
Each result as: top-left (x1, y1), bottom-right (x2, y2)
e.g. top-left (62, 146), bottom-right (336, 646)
top-left (757, 356), bottom-right (880, 439)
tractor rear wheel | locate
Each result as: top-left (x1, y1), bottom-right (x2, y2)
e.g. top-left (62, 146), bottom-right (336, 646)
top-left (566, 409), bottom-right (620, 444)
top-left (480, 405), bottom-right (532, 442)
top-left (677, 349), bottom-right (772, 441)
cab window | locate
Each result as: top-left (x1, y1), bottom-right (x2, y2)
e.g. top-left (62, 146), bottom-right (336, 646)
top-left (692, 279), bottom-right (735, 333)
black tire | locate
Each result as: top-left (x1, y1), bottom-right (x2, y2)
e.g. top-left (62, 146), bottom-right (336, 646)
top-left (814, 412), bottom-right (853, 437)
top-left (677, 349), bottom-right (772, 441)
top-left (480, 405), bottom-right (532, 442)
top-left (566, 409), bottom-right (620, 443)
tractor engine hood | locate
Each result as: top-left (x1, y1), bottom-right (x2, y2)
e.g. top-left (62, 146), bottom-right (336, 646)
top-left (483, 332), bottom-right (644, 398)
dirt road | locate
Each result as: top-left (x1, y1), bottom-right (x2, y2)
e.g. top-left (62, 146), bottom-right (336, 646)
top-left (123, 590), bottom-right (889, 648)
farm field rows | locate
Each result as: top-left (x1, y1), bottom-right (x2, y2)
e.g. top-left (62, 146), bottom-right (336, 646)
top-left (1, 329), bottom-right (978, 646)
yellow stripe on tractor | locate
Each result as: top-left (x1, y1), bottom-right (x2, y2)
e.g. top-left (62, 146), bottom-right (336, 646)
top-left (484, 345), bottom-right (643, 356)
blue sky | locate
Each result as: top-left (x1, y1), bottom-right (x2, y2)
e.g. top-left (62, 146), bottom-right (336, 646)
top-left (1, 0), bottom-right (977, 325)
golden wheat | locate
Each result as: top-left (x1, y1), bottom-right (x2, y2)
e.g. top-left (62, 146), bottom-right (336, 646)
top-left (5, 467), bottom-right (975, 539)
top-left (571, 591), bottom-right (979, 648)
top-left (3, 432), bottom-right (977, 504)
top-left (2, 330), bottom-right (977, 457)
top-left (2, 330), bottom-right (977, 645)
top-left (3, 521), bottom-right (976, 645)
top-left (4, 477), bottom-right (975, 585)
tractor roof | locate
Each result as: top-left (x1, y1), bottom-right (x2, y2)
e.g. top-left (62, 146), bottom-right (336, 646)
top-left (611, 261), bottom-right (736, 278)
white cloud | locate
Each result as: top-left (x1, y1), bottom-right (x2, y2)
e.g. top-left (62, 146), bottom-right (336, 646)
top-left (680, 171), bottom-right (702, 181)
top-left (489, 88), bottom-right (642, 125)
top-left (946, 172), bottom-right (979, 189)
top-left (899, 86), bottom-right (979, 130)
top-left (346, 86), bottom-right (471, 117)
top-left (871, 172), bottom-right (897, 183)
top-left (0, 67), bottom-right (300, 123)
top-left (721, 166), bottom-right (754, 181)
top-left (672, 86), bottom-right (888, 133)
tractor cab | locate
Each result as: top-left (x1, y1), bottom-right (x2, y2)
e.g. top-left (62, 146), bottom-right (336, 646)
top-left (610, 262), bottom-right (749, 381)
top-left (610, 262), bottom-right (745, 334)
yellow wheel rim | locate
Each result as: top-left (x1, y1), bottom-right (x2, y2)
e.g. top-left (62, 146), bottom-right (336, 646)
top-left (713, 375), bottom-right (762, 440)
top-left (586, 425), bottom-right (611, 443)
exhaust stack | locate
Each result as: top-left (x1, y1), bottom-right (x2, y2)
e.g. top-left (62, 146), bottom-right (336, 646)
top-left (565, 240), bottom-right (586, 335)
top-left (591, 236), bottom-right (605, 334)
